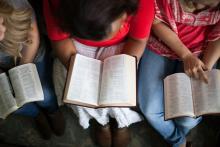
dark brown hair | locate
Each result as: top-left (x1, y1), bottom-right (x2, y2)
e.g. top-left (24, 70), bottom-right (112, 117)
top-left (53, 0), bottom-right (138, 41)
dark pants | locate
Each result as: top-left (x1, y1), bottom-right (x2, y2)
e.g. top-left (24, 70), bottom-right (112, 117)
top-left (15, 41), bottom-right (58, 117)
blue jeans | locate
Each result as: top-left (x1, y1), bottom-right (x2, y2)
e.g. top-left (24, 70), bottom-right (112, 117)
top-left (15, 42), bottom-right (58, 117)
top-left (138, 49), bottom-right (202, 147)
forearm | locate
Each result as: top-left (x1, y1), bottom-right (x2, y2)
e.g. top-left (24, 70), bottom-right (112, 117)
top-left (51, 38), bottom-right (76, 68)
top-left (20, 21), bottom-right (40, 64)
top-left (203, 39), bottom-right (220, 70)
top-left (121, 37), bottom-right (147, 61)
top-left (152, 22), bottom-right (192, 59)
top-left (153, 21), bottom-right (209, 82)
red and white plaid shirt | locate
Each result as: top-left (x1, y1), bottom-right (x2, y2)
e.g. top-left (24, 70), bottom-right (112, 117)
top-left (147, 0), bottom-right (220, 59)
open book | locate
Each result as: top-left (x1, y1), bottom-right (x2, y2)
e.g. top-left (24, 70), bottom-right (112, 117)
top-left (0, 63), bottom-right (44, 119)
top-left (63, 54), bottom-right (137, 108)
top-left (164, 69), bottom-right (220, 120)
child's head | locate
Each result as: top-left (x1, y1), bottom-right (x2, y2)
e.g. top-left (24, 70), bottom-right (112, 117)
top-left (185, 0), bottom-right (220, 11)
top-left (0, 0), bottom-right (32, 58)
top-left (56, 0), bottom-right (138, 41)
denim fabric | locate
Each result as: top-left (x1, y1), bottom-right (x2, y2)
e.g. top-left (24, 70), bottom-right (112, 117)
top-left (0, 55), bottom-right (14, 70)
top-left (138, 49), bottom-right (202, 147)
top-left (14, 40), bottom-right (58, 117)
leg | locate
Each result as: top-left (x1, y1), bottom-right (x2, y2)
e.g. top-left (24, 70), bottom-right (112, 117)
top-left (34, 41), bottom-right (65, 136)
top-left (14, 102), bottom-right (52, 140)
top-left (174, 117), bottom-right (202, 137)
top-left (14, 103), bottom-right (39, 117)
top-left (91, 119), bottom-right (112, 147)
top-left (138, 49), bottom-right (185, 147)
top-left (34, 43), bottom-right (58, 112)
top-left (13, 47), bottom-right (54, 139)
top-left (174, 61), bottom-right (202, 137)
top-left (110, 118), bottom-right (131, 147)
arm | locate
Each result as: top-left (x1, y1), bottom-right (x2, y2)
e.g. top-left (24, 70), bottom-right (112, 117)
top-left (152, 20), bottom-right (208, 82)
top-left (121, 0), bottom-right (153, 61)
top-left (19, 20), bottom-right (40, 64)
top-left (203, 39), bottom-right (220, 70)
top-left (50, 38), bottom-right (77, 69)
top-left (121, 37), bottom-right (147, 61)
top-left (43, 0), bottom-right (76, 69)
top-left (152, 20), bottom-right (191, 59)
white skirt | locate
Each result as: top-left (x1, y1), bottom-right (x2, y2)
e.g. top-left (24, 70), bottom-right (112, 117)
top-left (53, 40), bottom-right (143, 129)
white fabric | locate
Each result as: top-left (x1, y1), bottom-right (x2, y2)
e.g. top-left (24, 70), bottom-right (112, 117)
top-left (53, 40), bottom-right (143, 129)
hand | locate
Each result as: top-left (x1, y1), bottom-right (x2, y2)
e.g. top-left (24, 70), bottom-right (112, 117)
top-left (0, 17), bottom-right (6, 41)
top-left (182, 53), bottom-right (208, 83)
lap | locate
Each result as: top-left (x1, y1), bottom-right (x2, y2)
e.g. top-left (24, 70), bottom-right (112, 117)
top-left (138, 49), bottom-right (183, 113)
top-left (53, 54), bottom-right (142, 128)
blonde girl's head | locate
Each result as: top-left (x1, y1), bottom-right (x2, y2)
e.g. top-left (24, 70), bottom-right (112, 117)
top-left (0, 0), bottom-right (32, 61)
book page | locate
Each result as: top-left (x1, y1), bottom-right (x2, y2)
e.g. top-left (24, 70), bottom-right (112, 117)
top-left (64, 54), bottom-right (102, 106)
top-left (8, 63), bottom-right (44, 107)
top-left (192, 69), bottom-right (220, 116)
top-left (99, 54), bottom-right (136, 106)
top-left (0, 73), bottom-right (18, 119)
top-left (164, 73), bottom-right (195, 120)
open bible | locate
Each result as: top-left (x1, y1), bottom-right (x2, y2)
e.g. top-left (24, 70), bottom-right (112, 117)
top-left (0, 63), bottom-right (44, 119)
top-left (164, 69), bottom-right (220, 120)
top-left (63, 54), bottom-right (137, 108)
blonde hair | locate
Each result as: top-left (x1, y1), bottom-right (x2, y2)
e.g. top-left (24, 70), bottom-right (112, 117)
top-left (0, 0), bottom-right (32, 63)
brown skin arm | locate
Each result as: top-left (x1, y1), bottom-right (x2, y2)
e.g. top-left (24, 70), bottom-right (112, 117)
top-left (203, 39), bottom-right (220, 70)
top-left (51, 38), bottom-right (77, 69)
top-left (152, 20), bottom-right (191, 59)
top-left (152, 20), bottom-right (208, 82)
top-left (51, 36), bottom-right (147, 69)
top-left (121, 37), bottom-right (147, 61)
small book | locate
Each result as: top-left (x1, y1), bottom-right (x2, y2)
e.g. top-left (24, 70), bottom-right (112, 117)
top-left (0, 63), bottom-right (44, 119)
top-left (63, 54), bottom-right (137, 108)
top-left (164, 69), bottom-right (220, 120)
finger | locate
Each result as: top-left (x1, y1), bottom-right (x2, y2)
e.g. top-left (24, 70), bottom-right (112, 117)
top-left (198, 68), bottom-right (208, 83)
top-left (188, 66), bottom-right (193, 77)
top-left (184, 63), bottom-right (192, 77)
top-left (192, 67), bottom-right (199, 79)
top-left (185, 69), bottom-right (192, 77)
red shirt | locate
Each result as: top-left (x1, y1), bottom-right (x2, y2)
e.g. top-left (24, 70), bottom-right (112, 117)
top-left (43, 0), bottom-right (154, 47)
top-left (147, 0), bottom-right (220, 59)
